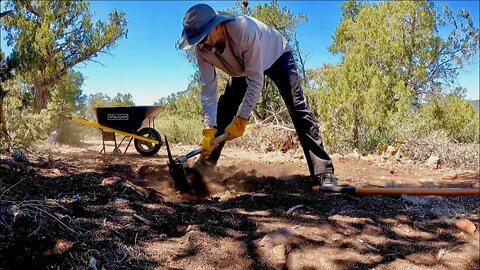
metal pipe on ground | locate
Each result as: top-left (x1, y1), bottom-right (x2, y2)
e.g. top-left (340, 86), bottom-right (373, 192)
top-left (312, 185), bottom-right (480, 196)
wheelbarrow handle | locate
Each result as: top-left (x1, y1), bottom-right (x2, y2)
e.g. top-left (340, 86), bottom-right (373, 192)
top-left (177, 133), bottom-right (229, 163)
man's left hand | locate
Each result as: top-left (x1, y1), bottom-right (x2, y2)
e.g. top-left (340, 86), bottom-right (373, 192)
top-left (225, 116), bottom-right (248, 140)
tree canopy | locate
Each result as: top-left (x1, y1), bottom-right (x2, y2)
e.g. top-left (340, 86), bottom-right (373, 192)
top-left (2, 0), bottom-right (128, 112)
top-left (311, 0), bottom-right (479, 151)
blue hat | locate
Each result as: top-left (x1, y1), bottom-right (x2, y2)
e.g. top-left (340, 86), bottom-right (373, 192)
top-left (178, 4), bottom-right (235, 50)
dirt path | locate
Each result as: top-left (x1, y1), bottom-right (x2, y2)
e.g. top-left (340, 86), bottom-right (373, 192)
top-left (0, 139), bottom-right (478, 269)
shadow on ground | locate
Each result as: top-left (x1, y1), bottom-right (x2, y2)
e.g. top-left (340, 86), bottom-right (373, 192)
top-left (0, 158), bottom-right (478, 270)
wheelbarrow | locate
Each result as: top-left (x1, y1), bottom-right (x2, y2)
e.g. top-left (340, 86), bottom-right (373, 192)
top-left (68, 106), bottom-right (163, 156)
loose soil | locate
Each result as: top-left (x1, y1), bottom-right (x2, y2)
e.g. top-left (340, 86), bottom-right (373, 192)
top-left (0, 138), bottom-right (479, 270)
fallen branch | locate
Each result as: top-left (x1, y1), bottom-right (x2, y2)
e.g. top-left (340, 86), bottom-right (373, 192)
top-left (357, 238), bottom-right (379, 252)
top-left (0, 178), bottom-right (26, 199)
top-left (286, 204), bottom-right (304, 216)
top-left (133, 214), bottom-right (152, 225)
top-left (1, 199), bottom-right (78, 235)
top-left (121, 180), bottom-right (149, 197)
top-left (32, 206), bottom-right (78, 235)
top-left (248, 123), bottom-right (296, 132)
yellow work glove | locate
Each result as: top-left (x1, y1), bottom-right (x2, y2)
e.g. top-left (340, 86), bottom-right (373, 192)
top-left (225, 116), bottom-right (248, 140)
top-left (199, 128), bottom-right (217, 154)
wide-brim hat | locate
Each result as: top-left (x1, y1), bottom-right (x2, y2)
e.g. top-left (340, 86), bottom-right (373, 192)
top-left (178, 4), bottom-right (235, 50)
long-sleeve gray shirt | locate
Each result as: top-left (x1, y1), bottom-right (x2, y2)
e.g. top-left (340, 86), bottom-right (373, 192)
top-left (196, 15), bottom-right (290, 127)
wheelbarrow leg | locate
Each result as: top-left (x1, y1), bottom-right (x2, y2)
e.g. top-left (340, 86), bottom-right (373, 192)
top-left (124, 138), bottom-right (133, 155)
top-left (100, 130), bottom-right (107, 155)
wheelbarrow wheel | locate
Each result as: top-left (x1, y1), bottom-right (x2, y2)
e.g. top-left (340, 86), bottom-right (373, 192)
top-left (134, 128), bottom-right (162, 156)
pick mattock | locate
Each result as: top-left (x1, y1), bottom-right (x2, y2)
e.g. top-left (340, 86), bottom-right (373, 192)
top-left (313, 185), bottom-right (480, 196)
top-left (165, 133), bottom-right (229, 192)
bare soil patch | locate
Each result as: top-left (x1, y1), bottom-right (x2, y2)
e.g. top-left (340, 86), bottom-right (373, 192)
top-left (0, 139), bottom-right (479, 269)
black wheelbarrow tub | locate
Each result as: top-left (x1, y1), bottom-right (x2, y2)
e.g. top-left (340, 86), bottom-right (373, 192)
top-left (95, 106), bottom-right (163, 133)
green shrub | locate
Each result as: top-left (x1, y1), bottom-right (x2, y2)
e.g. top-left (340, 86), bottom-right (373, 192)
top-left (418, 91), bottom-right (479, 143)
top-left (154, 113), bottom-right (203, 144)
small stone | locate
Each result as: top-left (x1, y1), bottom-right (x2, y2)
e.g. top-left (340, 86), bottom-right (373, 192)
top-left (0, 164), bottom-right (10, 170)
top-left (454, 219), bottom-right (476, 235)
top-left (219, 190), bottom-right (234, 202)
top-left (394, 149), bottom-right (402, 160)
top-left (259, 228), bottom-right (300, 248)
top-left (426, 155), bottom-right (440, 169)
top-left (51, 168), bottom-right (62, 176)
top-left (293, 152), bottom-right (304, 159)
top-left (347, 149), bottom-right (361, 159)
top-left (12, 150), bottom-right (28, 162)
top-left (360, 154), bottom-right (381, 163)
top-left (404, 159), bottom-right (414, 164)
top-left (386, 145), bottom-right (397, 155)
top-left (101, 176), bottom-right (121, 186)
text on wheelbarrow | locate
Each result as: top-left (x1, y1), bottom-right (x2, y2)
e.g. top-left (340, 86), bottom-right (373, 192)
top-left (107, 114), bottom-right (129, 120)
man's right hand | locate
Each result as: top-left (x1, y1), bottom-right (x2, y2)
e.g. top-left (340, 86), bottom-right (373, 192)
top-left (199, 127), bottom-right (218, 154)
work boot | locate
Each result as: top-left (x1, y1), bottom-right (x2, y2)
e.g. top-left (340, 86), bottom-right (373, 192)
top-left (315, 172), bottom-right (338, 187)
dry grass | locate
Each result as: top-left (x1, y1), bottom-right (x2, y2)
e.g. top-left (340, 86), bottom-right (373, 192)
top-left (402, 131), bottom-right (479, 170)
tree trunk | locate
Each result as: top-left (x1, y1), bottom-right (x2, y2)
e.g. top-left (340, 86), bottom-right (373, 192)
top-left (0, 98), bottom-right (8, 141)
top-left (352, 101), bottom-right (360, 149)
top-left (33, 84), bottom-right (48, 113)
top-left (294, 33), bottom-right (308, 88)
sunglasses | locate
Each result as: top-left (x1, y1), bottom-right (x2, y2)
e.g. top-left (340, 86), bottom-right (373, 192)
top-left (198, 34), bottom-right (209, 45)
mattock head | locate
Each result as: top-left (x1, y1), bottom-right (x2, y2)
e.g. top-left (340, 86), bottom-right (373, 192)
top-left (165, 136), bottom-right (191, 192)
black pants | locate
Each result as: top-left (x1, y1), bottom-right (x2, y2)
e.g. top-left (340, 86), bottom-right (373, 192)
top-left (204, 51), bottom-right (334, 176)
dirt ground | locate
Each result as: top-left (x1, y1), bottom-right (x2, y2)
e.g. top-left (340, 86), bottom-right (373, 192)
top-left (0, 138), bottom-right (479, 270)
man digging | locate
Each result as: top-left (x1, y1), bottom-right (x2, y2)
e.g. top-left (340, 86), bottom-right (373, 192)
top-left (178, 4), bottom-right (337, 188)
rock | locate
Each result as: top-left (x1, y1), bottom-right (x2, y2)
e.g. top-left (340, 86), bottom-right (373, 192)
top-left (347, 149), bottom-right (361, 159)
top-left (386, 145), bottom-right (397, 155)
top-left (401, 195), bottom-right (432, 206)
top-left (259, 227), bottom-right (300, 248)
top-left (293, 150), bottom-right (304, 159)
top-left (89, 256), bottom-right (97, 270)
top-left (50, 168), bottom-right (62, 176)
top-left (442, 170), bottom-right (479, 180)
top-left (48, 128), bottom-right (61, 142)
top-left (360, 154), bottom-right (381, 163)
top-left (394, 149), bottom-right (402, 160)
top-left (43, 238), bottom-right (73, 256)
top-left (101, 176), bottom-right (121, 186)
top-left (0, 164), bottom-right (10, 170)
top-left (404, 159), bottom-right (414, 164)
top-left (454, 219), bottom-right (476, 235)
top-left (12, 150), bottom-right (28, 162)
top-left (219, 190), bottom-right (235, 202)
top-left (176, 225), bottom-right (192, 235)
top-left (426, 155), bottom-right (440, 169)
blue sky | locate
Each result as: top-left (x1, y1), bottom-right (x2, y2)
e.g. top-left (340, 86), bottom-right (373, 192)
top-left (1, 1), bottom-right (479, 104)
